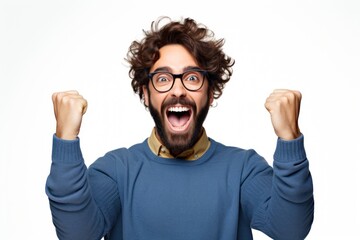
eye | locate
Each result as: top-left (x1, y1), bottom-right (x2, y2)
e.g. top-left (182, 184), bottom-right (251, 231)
top-left (154, 73), bottom-right (172, 84)
top-left (157, 76), bottom-right (168, 83)
top-left (183, 72), bottom-right (201, 83)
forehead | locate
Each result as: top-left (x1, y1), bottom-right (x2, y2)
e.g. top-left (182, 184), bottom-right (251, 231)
top-left (150, 44), bottom-right (199, 72)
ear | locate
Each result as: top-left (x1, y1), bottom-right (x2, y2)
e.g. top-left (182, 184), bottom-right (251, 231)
top-left (142, 85), bottom-right (149, 107)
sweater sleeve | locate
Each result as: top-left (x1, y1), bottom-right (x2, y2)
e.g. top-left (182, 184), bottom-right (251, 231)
top-left (241, 135), bottom-right (314, 240)
top-left (45, 135), bottom-right (121, 240)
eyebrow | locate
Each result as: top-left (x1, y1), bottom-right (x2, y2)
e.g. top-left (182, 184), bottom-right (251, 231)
top-left (152, 66), bottom-right (202, 73)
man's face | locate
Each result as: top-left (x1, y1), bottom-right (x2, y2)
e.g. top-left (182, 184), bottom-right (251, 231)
top-left (143, 44), bottom-right (213, 156)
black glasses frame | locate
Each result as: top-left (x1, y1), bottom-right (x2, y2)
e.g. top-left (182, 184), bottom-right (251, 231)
top-left (148, 69), bottom-right (208, 93)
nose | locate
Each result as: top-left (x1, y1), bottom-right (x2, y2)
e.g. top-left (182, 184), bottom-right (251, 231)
top-left (170, 77), bottom-right (187, 97)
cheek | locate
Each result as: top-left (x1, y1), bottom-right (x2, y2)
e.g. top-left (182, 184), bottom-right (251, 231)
top-left (200, 85), bottom-right (213, 107)
top-left (199, 83), bottom-right (212, 107)
top-left (144, 86), bottom-right (163, 110)
top-left (194, 94), bottom-right (210, 114)
top-left (150, 97), bottom-right (162, 111)
top-left (149, 92), bottom-right (166, 112)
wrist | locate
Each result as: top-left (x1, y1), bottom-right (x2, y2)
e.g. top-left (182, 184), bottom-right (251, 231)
top-left (277, 129), bottom-right (301, 141)
top-left (55, 129), bottom-right (78, 140)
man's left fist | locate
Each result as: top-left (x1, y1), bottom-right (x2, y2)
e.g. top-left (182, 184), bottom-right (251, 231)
top-left (265, 89), bottom-right (302, 140)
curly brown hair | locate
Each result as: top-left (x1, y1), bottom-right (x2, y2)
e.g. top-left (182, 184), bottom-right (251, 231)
top-left (126, 17), bottom-right (234, 104)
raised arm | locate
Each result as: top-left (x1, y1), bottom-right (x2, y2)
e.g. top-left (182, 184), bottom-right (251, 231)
top-left (243, 89), bottom-right (314, 239)
top-left (45, 91), bottom-right (120, 239)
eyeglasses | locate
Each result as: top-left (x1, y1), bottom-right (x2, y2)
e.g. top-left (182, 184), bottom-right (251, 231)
top-left (148, 69), bottom-right (207, 93)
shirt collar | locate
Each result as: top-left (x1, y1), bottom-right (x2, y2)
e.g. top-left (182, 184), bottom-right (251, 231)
top-left (147, 127), bottom-right (210, 160)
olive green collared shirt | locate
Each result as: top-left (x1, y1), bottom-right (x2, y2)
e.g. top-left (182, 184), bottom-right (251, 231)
top-left (147, 127), bottom-right (211, 160)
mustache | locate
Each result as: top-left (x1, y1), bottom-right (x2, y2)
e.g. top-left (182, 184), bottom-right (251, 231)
top-left (161, 97), bottom-right (196, 113)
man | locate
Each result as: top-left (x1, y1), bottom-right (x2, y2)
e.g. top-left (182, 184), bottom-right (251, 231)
top-left (46, 17), bottom-right (314, 240)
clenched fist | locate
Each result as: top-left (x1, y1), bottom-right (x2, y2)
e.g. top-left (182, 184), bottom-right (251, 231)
top-left (52, 90), bottom-right (88, 140)
top-left (265, 89), bottom-right (302, 140)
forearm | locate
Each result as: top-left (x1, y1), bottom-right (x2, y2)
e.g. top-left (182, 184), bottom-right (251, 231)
top-left (269, 135), bottom-right (314, 238)
top-left (45, 135), bottom-right (105, 240)
top-left (272, 135), bottom-right (313, 204)
top-left (247, 135), bottom-right (314, 239)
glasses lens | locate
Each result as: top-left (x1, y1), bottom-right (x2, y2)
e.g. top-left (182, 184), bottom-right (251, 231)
top-left (152, 72), bottom-right (173, 92)
top-left (182, 71), bottom-right (204, 91)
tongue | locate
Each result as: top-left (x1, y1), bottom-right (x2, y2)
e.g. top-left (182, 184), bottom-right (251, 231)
top-left (168, 114), bottom-right (189, 127)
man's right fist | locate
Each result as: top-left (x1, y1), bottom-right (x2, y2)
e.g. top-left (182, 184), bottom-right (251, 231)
top-left (52, 90), bottom-right (88, 140)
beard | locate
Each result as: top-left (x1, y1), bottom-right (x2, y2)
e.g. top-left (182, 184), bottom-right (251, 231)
top-left (148, 95), bottom-right (211, 157)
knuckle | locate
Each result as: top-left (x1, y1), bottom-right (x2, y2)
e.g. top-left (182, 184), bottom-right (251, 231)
top-left (287, 93), bottom-right (295, 101)
top-left (53, 92), bottom-right (64, 103)
top-left (280, 95), bottom-right (289, 102)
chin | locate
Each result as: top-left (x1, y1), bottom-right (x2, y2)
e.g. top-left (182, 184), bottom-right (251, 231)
top-left (166, 126), bottom-right (195, 152)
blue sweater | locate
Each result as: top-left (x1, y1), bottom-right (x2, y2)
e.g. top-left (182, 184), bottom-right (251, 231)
top-left (46, 135), bottom-right (314, 240)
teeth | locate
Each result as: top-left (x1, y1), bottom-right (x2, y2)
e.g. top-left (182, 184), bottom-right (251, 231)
top-left (168, 106), bottom-right (190, 112)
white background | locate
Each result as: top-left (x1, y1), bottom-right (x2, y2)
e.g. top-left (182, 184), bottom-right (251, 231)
top-left (1, 0), bottom-right (359, 239)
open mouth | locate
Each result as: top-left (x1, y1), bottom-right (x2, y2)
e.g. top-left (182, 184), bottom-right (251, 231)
top-left (166, 106), bottom-right (192, 131)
